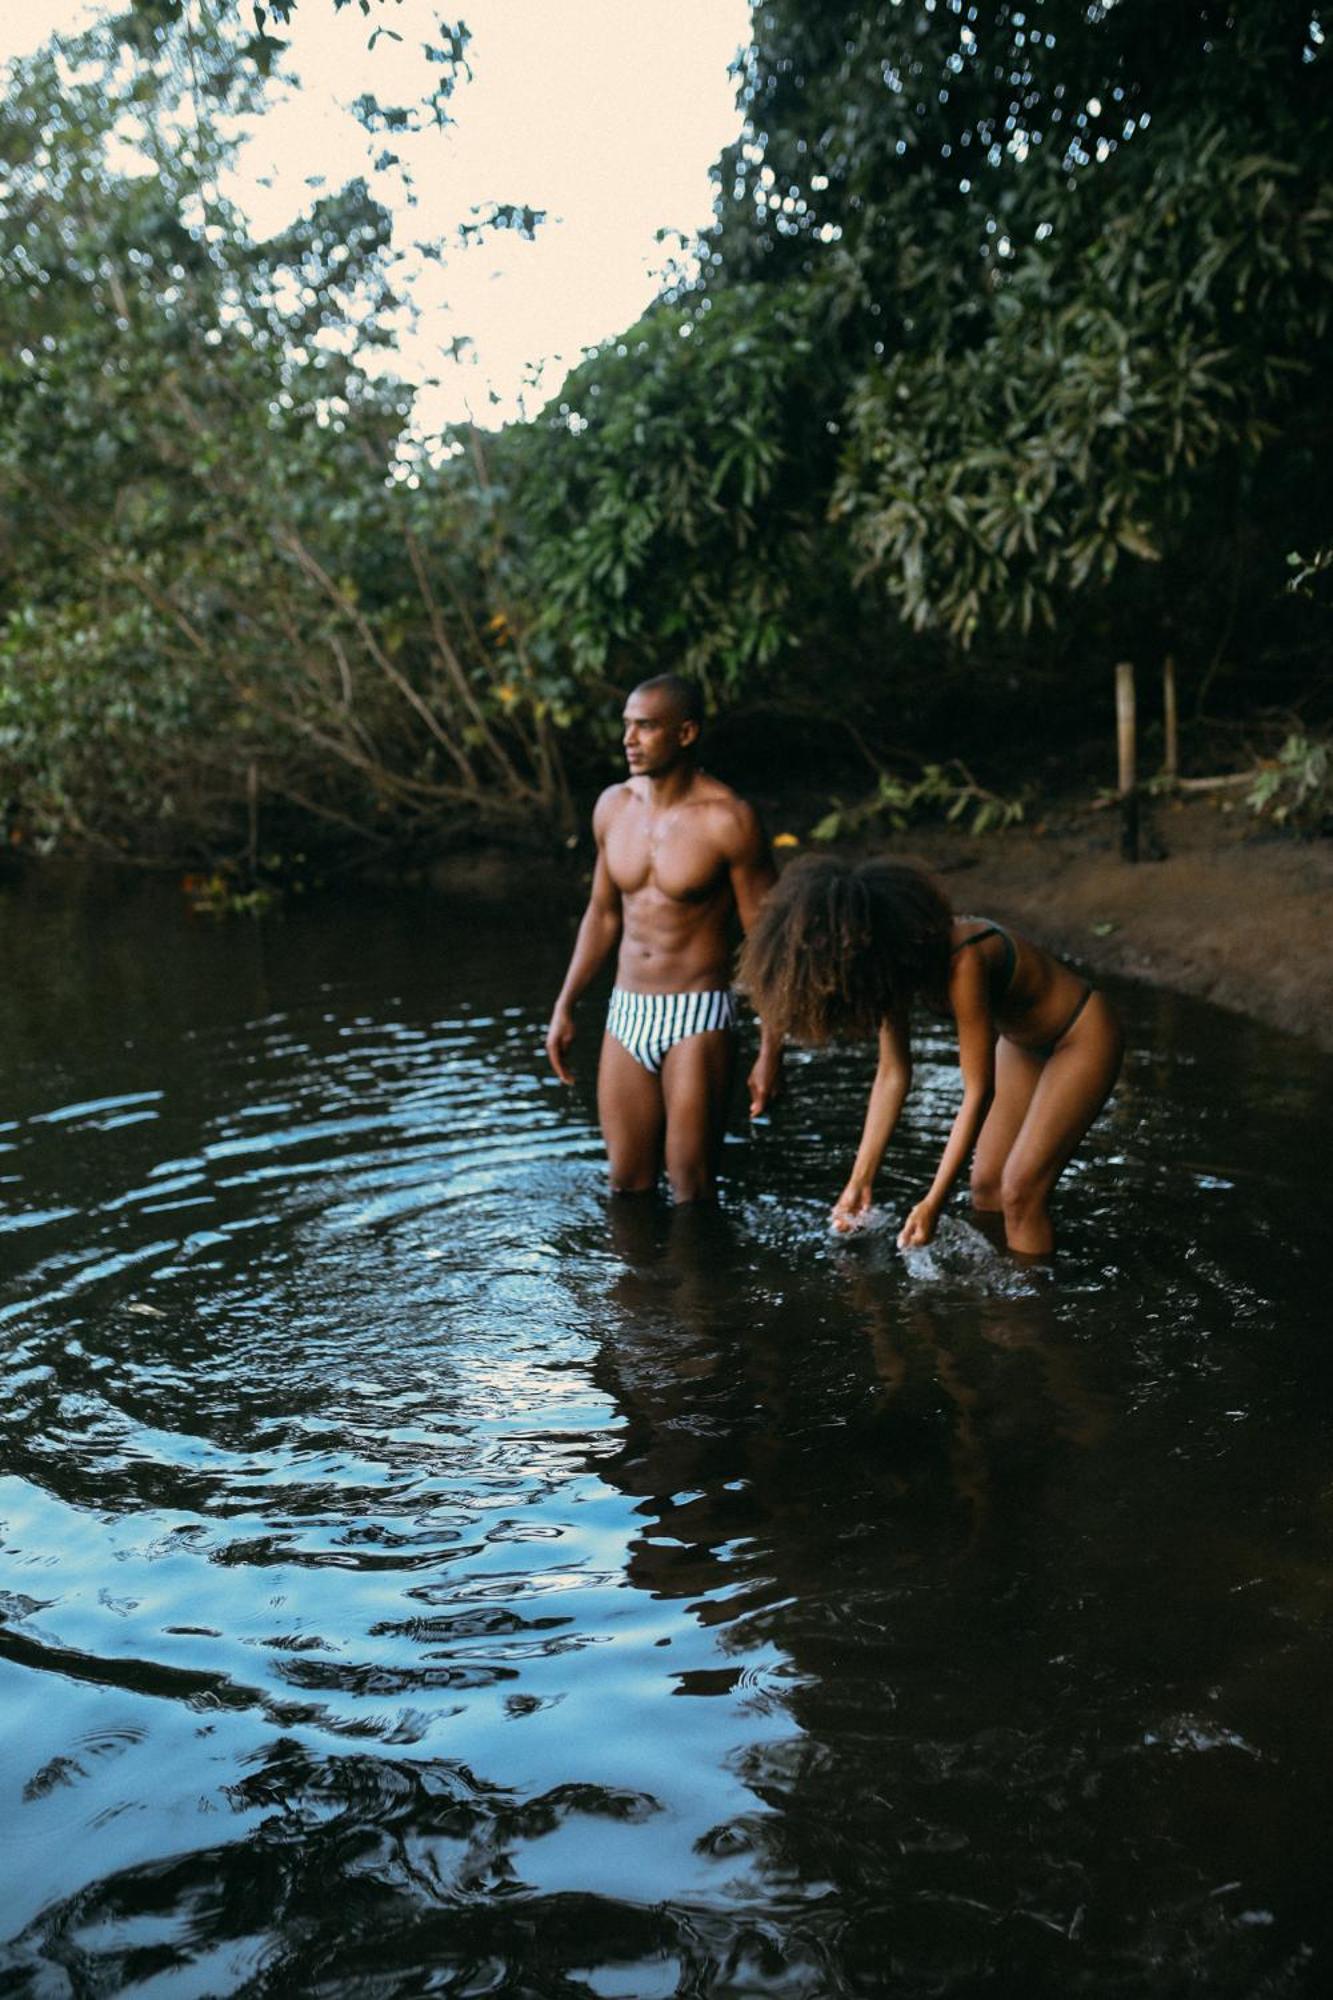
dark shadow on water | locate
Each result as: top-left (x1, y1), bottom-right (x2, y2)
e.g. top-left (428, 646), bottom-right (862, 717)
top-left (2, 873), bottom-right (1333, 1996)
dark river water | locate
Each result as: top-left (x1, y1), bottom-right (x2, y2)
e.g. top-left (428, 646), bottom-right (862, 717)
top-left (1, 865), bottom-right (1331, 1999)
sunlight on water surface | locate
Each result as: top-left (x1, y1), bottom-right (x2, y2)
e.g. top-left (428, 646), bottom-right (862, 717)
top-left (1, 871), bottom-right (1330, 1997)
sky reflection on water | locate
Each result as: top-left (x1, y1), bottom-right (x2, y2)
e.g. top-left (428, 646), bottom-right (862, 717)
top-left (1, 870), bottom-right (1331, 1997)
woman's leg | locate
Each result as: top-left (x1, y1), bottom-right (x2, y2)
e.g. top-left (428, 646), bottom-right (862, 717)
top-left (970, 1033), bottom-right (1042, 1213)
top-left (997, 993), bottom-right (1124, 1254)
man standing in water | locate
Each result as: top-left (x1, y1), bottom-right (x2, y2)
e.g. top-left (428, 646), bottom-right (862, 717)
top-left (545, 674), bottom-right (782, 1201)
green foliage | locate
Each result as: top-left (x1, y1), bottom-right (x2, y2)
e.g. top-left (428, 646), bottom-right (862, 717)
top-left (183, 868), bottom-right (280, 916)
top-left (811, 761), bottom-right (1026, 842)
top-left (832, 130), bottom-right (1331, 643)
top-left (514, 281), bottom-right (845, 707)
top-left (1246, 734), bottom-right (1331, 831)
top-left (0, 8), bottom-right (571, 863)
top-left (1287, 546), bottom-right (1333, 599)
top-left (4, 1), bottom-right (1330, 865)
top-left (520, 0), bottom-right (1332, 746)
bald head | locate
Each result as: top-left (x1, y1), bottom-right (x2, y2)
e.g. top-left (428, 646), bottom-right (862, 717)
top-left (631, 673), bottom-right (704, 728)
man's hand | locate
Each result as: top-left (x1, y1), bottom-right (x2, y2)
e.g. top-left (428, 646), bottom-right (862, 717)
top-left (545, 1005), bottom-right (576, 1085)
top-left (747, 1043), bottom-right (784, 1119)
top-left (897, 1198), bottom-right (939, 1248)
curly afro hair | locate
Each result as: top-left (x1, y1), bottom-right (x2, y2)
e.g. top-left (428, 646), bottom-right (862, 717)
top-left (739, 855), bottom-right (953, 1043)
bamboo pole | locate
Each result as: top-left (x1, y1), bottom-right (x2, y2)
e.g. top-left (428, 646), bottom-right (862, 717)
top-left (247, 760), bottom-right (259, 882)
top-left (1162, 654), bottom-right (1178, 782)
top-left (1116, 660), bottom-right (1139, 862)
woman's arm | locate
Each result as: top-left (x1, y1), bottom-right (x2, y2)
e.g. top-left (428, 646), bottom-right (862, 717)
top-left (831, 1009), bottom-right (912, 1231)
top-left (897, 954), bottom-right (996, 1246)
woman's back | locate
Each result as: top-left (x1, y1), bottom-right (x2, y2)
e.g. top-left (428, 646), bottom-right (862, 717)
top-left (950, 916), bottom-right (1091, 1054)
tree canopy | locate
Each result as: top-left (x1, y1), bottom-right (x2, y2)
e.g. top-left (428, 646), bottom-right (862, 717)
top-left (527, 2), bottom-right (1331, 730)
top-left (1, 2), bottom-right (569, 864)
top-left (2, 1), bottom-right (1329, 867)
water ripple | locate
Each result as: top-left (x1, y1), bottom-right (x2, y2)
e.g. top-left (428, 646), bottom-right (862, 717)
top-left (2, 885), bottom-right (1331, 1994)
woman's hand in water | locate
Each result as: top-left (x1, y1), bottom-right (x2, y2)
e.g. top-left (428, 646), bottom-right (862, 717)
top-left (747, 1042), bottom-right (784, 1119)
top-left (830, 1179), bottom-right (874, 1233)
top-left (897, 1199), bottom-right (939, 1248)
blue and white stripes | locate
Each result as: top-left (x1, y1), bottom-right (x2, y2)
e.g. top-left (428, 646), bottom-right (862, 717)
top-left (606, 986), bottom-right (738, 1075)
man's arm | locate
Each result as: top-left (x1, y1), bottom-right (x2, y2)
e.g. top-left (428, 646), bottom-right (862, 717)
top-left (725, 800), bottom-right (784, 1117)
top-left (545, 792), bottom-right (623, 1084)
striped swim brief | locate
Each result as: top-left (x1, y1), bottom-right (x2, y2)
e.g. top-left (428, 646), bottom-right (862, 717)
top-left (606, 986), bottom-right (738, 1076)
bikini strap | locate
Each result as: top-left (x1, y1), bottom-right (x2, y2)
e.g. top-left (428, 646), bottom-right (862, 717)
top-left (952, 919), bottom-right (1018, 999)
top-left (951, 920), bottom-right (1003, 954)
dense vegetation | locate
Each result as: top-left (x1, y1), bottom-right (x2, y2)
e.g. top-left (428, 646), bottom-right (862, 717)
top-left (2, 0), bottom-right (1329, 869)
top-left (0, 0), bottom-right (576, 867)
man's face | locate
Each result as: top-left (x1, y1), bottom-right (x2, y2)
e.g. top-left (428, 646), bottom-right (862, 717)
top-left (622, 688), bottom-right (697, 777)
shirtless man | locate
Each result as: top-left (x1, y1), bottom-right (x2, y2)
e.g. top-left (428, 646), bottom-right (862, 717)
top-left (545, 674), bottom-right (782, 1202)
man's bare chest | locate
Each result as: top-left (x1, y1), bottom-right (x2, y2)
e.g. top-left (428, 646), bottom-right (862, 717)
top-left (606, 810), bottom-right (727, 906)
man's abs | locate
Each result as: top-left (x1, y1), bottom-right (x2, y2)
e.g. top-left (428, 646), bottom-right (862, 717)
top-left (615, 883), bottom-right (734, 994)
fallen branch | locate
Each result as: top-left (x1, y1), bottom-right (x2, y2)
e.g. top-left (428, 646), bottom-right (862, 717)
top-left (1174, 772), bottom-right (1261, 792)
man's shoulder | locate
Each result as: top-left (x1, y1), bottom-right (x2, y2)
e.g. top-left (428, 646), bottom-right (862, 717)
top-left (592, 780), bottom-right (639, 834)
top-left (690, 775), bottom-right (764, 852)
top-left (689, 771), bottom-right (755, 814)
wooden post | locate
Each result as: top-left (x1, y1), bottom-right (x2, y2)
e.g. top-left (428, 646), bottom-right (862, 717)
top-left (1115, 660), bottom-right (1138, 862)
top-left (1162, 653), bottom-right (1178, 782)
top-left (247, 760), bottom-right (259, 883)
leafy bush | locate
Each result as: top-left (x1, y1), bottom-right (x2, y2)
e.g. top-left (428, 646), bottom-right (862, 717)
top-left (1246, 735), bottom-right (1331, 832)
top-left (811, 762), bottom-right (1026, 843)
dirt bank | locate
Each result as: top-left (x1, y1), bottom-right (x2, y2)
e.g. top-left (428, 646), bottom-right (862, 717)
top-left (427, 786), bottom-right (1331, 1055)
top-left (850, 794), bottom-right (1332, 1053)
top-left (257, 780), bottom-right (1333, 1057)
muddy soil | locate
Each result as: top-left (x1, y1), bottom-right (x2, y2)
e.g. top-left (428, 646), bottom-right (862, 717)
top-left (858, 793), bottom-right (1332, 1053)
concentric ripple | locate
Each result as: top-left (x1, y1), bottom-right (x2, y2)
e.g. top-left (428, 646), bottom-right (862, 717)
top-left (1, 875), bottom-right (1331, 1997)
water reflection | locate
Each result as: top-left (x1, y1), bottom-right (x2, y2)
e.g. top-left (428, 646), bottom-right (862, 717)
top-left (1, 871), bottom-right (1331, 1994)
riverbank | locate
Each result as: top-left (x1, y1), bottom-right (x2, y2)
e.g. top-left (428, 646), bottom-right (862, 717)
top-left (7, 787), bottom-right (1328, 1056)
top-left (427, 784), bottom-right (1333, 1055)
top-left (835, 793), bottom-right (1333, 1054)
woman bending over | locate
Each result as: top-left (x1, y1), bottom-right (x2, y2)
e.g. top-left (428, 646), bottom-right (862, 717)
top-left (739, 857), bottom-right (1123, 1255)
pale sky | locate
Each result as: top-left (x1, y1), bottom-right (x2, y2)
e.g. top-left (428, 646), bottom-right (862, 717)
top-left (1, 0), bottom-right (751, 427)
